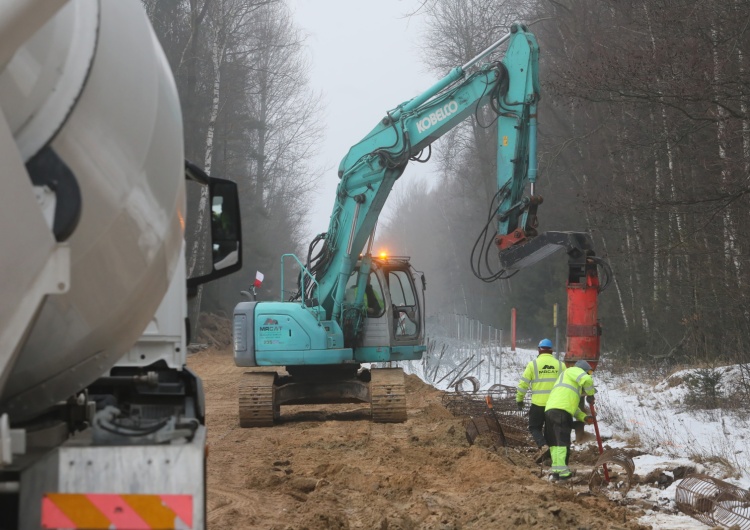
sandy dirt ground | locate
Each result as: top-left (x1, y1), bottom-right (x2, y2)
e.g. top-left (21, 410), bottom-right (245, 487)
top-left (188, 341), bottom-right (652, 530)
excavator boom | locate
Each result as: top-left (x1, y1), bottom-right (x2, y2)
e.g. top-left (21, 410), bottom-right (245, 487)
top-left (310, 25), bottom-right (540, 324)
top-left (233, 22), bottom-right (609, 428)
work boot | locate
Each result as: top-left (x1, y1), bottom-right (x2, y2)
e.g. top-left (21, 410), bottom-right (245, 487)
top-left (548, 472), bottom-right (559, 482)
top-left (534, 444), bottom-right (550, 464)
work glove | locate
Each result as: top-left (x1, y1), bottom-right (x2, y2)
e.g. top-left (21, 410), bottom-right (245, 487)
top-left (584, 415), bottom-right (594, 425)
top-left (516, 401), bottom-right (525, 411)
top-left (586, 395), bottom-right (595, 404)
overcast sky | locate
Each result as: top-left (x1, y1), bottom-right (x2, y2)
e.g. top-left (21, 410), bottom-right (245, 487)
top-left (288, 0), bottom-right (440, 242)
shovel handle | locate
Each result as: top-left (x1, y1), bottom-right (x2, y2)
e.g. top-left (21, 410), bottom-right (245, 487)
top-left (590, 403), bottom-right (610, 483)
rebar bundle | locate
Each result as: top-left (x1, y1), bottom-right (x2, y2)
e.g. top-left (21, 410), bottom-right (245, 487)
top-left (675, 473), bottom-right (750, 529)
top-left (441, 382), bottom-right (534, 448)
top-left (464, 415), bottom-right (505, 447)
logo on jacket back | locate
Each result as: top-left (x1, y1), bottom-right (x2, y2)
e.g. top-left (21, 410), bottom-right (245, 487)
top-left (264, 318), bottom-right (279, 325)
top-left (542, 365), bottom-right (556, 370)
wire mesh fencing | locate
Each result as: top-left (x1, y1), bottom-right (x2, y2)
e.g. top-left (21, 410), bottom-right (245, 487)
top-left (418, 313), bottom-right (507, 390)
top-left (382, 313), bottom-right (536, 449)
top-left (441, 382), bottom-right (534, 448)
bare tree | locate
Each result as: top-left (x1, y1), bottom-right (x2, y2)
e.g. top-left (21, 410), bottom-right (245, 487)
top-left (144, 0), bottom-right (324, 321)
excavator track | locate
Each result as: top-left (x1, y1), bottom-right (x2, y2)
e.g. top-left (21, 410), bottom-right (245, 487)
top-left (239, 372), bottom-right (277, 428)
top-left (370, 368), bottom-right (407, 423)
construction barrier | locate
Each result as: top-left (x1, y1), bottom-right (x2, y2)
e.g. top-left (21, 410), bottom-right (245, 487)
top-left (41, 493), bottom-right (192, 530)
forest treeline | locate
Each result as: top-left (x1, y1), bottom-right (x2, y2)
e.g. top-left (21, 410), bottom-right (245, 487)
top-left (143, 0), bottom-right (322, 324)
top-left (145, 0), bottom-right (750, 365)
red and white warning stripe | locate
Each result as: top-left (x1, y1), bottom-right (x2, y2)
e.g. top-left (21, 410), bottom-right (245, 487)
top-left (41, 493), bottom-right (192, 529)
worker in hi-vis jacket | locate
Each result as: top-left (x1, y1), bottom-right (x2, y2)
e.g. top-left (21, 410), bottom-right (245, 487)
top-left (516, 338), bottom-right (564, 463)
top-left (544, 360), bottom-right (597, 481)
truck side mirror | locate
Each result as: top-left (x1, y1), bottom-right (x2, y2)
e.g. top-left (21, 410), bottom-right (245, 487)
top-left (184, 161), bottom-right (243, 291)
top-left (209, 179), bottom-right (241, 271)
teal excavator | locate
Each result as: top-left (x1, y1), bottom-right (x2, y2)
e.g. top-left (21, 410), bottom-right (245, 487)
top-left (233, 23), bottom-right (608, 427)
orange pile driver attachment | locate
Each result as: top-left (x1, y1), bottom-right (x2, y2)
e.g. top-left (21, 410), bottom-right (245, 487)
top-left (565, 256), bottom-right (601, 371)
top-left (496, 231), bottom-right (611, 372)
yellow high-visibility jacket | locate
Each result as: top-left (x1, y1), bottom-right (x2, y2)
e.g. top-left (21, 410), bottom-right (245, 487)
top-left (515, 353), bottom-right (564, 407)
top-left (545, 366), bottom-right (596, 421)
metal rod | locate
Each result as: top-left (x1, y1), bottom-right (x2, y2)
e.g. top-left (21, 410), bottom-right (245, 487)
top-left (436, 355), bottom-right (474, 386)
top-left (346, 202), bottom-right (361, 255)
top-left (448, 359), bottom-right (484, 389)
top-left (461, 31), bottom-right (512, 70)
top-left (590, 403), bottom-right (610, 482)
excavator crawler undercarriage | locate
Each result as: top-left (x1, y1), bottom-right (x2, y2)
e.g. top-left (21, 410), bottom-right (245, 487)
top-left (238, 367), bottom-right (406, 427)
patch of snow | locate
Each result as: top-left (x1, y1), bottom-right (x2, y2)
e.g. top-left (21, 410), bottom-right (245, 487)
top-left (397, 340), bottom-right (750, 530)
top-left (637, 512), bottom-right (710, 529)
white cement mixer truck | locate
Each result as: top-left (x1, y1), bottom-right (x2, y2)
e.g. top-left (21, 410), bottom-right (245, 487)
top-left (0, 1), bottom-right (242, 528)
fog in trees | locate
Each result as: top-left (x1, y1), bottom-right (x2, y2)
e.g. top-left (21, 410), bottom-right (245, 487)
top-left (379, 0), bottom-right (750, 366)
top-left (144, 0), bottom-right (323, 330)
top-left (145, 0), bottom-right (750, 366)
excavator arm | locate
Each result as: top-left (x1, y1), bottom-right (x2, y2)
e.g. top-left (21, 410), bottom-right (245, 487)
top-left (304, 19), bottom-right (608, 368)
top-left (232, 21), bottom-right (611, 429)
top-left (307, 23), bottom-right (541, 324)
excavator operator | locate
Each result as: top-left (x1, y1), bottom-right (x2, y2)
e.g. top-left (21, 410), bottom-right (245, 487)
top-left (345, 273), bottom-right (384, 317)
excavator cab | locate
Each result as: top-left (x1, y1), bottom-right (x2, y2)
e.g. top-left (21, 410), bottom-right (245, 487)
top-left (343, 256), bottom-right (425, 358)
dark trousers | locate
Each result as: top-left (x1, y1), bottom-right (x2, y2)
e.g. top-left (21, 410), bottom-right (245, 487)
top-left (544, 408), bottom-right (572, 466)
top-left (528, 404), bottom-right (547, 447)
